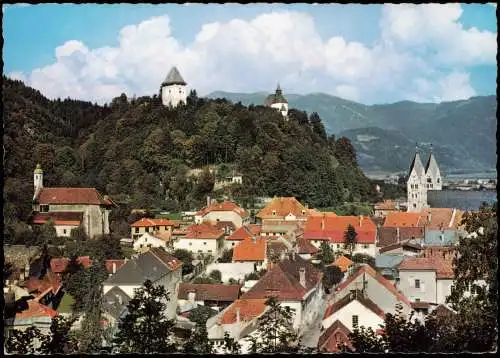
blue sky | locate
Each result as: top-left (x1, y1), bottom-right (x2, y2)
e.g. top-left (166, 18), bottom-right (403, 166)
top-left (3, 3), bottom-right (497, 104)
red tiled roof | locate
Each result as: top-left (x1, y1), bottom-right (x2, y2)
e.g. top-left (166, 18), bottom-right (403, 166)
top-left (35, 187), bottom-right (112, 205)
top-left (304, 215), bottom-right (376, 244)
top-left (50, 256), bottom-right (92, 274)
top-left (226, 225), bottom-right (261, 241)
top-left (335, 265), bottom-right (411, 307)
top-left (32, 212), bottom-right (83, 226)
top-left (256, 197), bottom-right (311, 219)
top-left (219, 299), bottom-right (267, 324)
top-left (196, 200), bottom-right (248, 218)
top-left (16, 299), bottom-right (57, 320)
top-left (24, 270), bottom-right (61, 296)
top-left (233, 237), bottom-right (266, 261)
top-left (130, 217), bottom-right (179, 228)
top-left (377, 227), bottom-right (425, 247)
top-left (383, 212), bottom-right (424, 228)
top-left (331, 256), bottom-right (354, 273)
top-left (178, 284), bottom-right (241, 301)
top-left (105, 259), bottom-right (126, 274)
top-left (267, 241), bottom-right (289, 259)
top-left (183, 222), bottom-right (225, 240)
top-left (296, 236), bottom-right (319, 255)
top-left (318, 320), bottom-right (352, 353)
top-left (324, 290), bottom-right (385, 320)
top-left (397, 252), bottom-right (455, 279)
top-left (378, 241), bottom-right (423, 254)
top-left (422, 208), bottom-right (463, 230)
top-left (242, 255), bottom-right (322, 301)
top-left (149, 247), bottom-right (184, 271)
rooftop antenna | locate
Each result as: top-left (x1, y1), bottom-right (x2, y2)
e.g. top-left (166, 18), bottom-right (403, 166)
top-left (415, 143), bottom-right (419, 153)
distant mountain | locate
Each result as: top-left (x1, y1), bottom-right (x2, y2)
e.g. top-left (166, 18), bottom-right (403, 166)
top-left (206, 91), bottom-right (497, 174)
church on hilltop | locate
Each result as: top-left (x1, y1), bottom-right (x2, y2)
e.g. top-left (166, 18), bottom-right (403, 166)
top-left (264, 83), bottom-right (288, 118)
top-left (406, 147), bottom-right (442, 212)
top-left (161, 66), bottom-right (188, 107)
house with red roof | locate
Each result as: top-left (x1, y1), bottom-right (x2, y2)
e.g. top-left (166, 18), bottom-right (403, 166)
top-left (50, 256), bottom-right (92, 277)
top-left (224, 224), bottom-right (261, 251)
top-left (207, 298), bottom-right (269, 352)
top-left (333, 264), bottom-right (412, 318)
top-left (31, 164), bottom-right (116, 238)
top-left (317, 319), bottom-right (353, 352)
top-left (322, 290), bottom-right (385, 341)
top-left (177, 283), bottom-right (241, 312)
top-left (255, 197), bottom-right (313, 224)
top-left (4, 297), bottom-right (58, 337)
top-left (232, 237), bottom-right (267, 270)
top-left (133, 231), bottom-right (174, 252)
top-left (240, 253), bottom-right (324, 330)
top-left (130, 217), bottom-right (181, 240)
top-left (195, 200), bottom-right (249, 229)
top-left (303, 214), bottom-right (377, 257)
top-left (173, 222), bottom-right (226, 258)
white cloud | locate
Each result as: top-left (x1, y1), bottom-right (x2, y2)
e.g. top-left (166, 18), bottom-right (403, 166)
top-left (8, 5), bottom-right (496, 105)
top-left (488, 3), bottom-right (496, 8)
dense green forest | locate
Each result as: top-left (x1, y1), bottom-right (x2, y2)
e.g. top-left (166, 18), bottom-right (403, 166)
top-left (3, 76), bottom-right (375, 241)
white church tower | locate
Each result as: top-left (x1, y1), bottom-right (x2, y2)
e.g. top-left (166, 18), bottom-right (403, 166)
top-left (161, 66), bottom-right (187, 107)
top-left (424, 148), bottom-right (442, 191)
top-left (264, 83), bottom-right (288, 118)
top-left (407, 150), bottom-right (428, 212)
top-left (33, 163), bottom-right (44, 200)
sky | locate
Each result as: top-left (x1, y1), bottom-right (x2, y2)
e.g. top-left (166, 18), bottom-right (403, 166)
top-left (3, 3), bottom-right (497, 105)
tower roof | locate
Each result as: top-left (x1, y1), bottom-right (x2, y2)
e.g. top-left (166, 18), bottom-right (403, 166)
top-left (425, 152), bottom-right (440, 178)
top-left (264, 83), bottom-right (288, 106)
top-left (162, 66), bottom-right (187, 86)
top-left (408, 152), bottom-right (425, 178)
top-left (34, 163), bottom-right (43, 174)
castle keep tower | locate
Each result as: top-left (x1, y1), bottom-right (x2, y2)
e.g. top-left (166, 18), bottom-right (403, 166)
top-left (161, 66), bottom-right (187, 107)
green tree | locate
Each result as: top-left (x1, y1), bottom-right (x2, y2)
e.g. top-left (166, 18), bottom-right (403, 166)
top-left (219, 248), bottom-right (233, 263)
top-left (5, 326), bottom-right (45, 354)
top-left (39, 219), bottom-right (58, 244)
top-left (322, 265), bottom-right (344, 292)
top-left (77, 262), bottom-right (107, 353)
top-left (112, 280), bottom-right (176, 353)
top-left (221, 331), bottom-right (241, 354)
top-left (248, 296), bottom-right (299, 353)
top-left (343, 224), bottom-right (357, 258)
top-left (183, 309), bottom-right (213, 354)
top-left (209, 269), bottom-right (222, 282)
top-left (173, 248), bottom-right (194, 275)
top-left (352, 253), bottom-right (376, 268)
top-left (318, 241), bottom-right (335, 265)
top-left (40, 315), bottom-right (78, 354)
top-left (70, 225), bottom-right (89, 241)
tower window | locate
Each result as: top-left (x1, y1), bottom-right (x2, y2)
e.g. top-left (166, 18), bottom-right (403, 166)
top-left (415, 279), bottom-right (420, 288)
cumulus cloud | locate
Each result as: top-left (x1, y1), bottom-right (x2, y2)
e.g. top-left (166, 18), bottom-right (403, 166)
top-left (9, 5), bottom-right (496, 104)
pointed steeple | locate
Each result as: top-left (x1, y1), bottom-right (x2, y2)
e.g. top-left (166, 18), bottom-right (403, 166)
top-left (162, 66), bottom-right (187, 86)
top-left (276, 82), bottom-right (282, 95)
top-left (408, 152), bottom-right (425, 179)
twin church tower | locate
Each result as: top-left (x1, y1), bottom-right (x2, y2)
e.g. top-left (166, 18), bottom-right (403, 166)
top-left (160, 66), bottom-right (288, 117)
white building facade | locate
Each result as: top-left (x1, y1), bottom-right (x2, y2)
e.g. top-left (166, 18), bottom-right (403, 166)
top-left (161, 66), bottom-right (187, 107)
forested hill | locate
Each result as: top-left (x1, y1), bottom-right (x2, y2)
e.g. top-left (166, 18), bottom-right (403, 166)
top-left (3, 77), bottom-right (374, 233)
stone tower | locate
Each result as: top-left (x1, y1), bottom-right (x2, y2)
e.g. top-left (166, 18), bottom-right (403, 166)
top-left (33, 163), bottom-right (44, 200)
top-left (407, 151), bottom-right (428, 212)
top-left (161, 66), bottom-right (187, 107)
top-left (424, 149), bottom-right (442, 191)
top-left (264, 83), bottom-right (288, 118)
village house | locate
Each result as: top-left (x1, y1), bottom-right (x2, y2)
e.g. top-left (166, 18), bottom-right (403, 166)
top-left (224, 224), bottom-right (261, 251)
top-left (232, 237), bottom-right (268, 270)
top-left (332, 264), bottom-right (412, 318)
top-left (177, 283), bottom-right (241, 313)
top-left (4, 297), bottom-right (58, 339)
top-left (49, 256), bottom-right (92, 278)
top-left (330, 255), bottom-right (354, 276)
top-left (295, 236), bottom-right (319, 260)
top-left (173, 222), bottom-right (225, 258)
top-left (321, 289), bottom-right (386, 341)
top-left (374, 199), bottom-right (400, 218)
top-left (195, 199), bottom-right (249, 229)
top-left (102, 286), bottom-right (131, 331)
top-left (102, 248), bottom-right (183, 320)
top-left (133, 231), bottom-right (173, 252)
top-left (260, 220), bottom-right (301, 238)
top-left (255, 196), bottom-right (312, 225)
top-left (129, 217), bottom-right (180, 240)
top-left (317, 319), bottom-right (353, 352)
top-left (31, 164), bottom-right (116, 239)
top-left (377, 226), bottom-right (425, 248)
top-left (304, 214), bottom-right (378, 257)
top-left (240, 253), bottom-right (324, 331)
top-left (207, 298), bottom-right (268, 351)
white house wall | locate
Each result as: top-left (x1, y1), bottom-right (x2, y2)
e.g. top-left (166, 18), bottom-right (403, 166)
top-left (322, 300), bottom-right (384, 332)
top-left (398, 270), bottom-right (436, 303)
top-left (173, 237), bottom-right (221, 258)
top-left (205, 262), bottom-right (255, 283)
top-left (54, 224), bottom-right (79, 237)
top-left (202, 211), bottom-right (244, 229)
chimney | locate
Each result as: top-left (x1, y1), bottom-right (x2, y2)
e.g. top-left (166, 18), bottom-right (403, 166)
top-left (321, 217), bottom-right (325, 230)
top-left (396, 227), bottom-right (400, 243)
top-left (299, 267), bottom-right (306, 288)
top-left (427, 212), bottom-right (432, 224)
top-left (112, 262), bottom-right (117, 274)
top-left (188, 290), bottom-right (196, 303)
top-left (236, 307), bottom-right (241, 323)
top-left (207, 196), bottom-right (211, 208)
top-left (359, 215), bottom-right (363, 227)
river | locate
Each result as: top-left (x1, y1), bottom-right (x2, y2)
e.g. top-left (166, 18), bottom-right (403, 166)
top-left (428, 190), bottom-right (497, 211)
